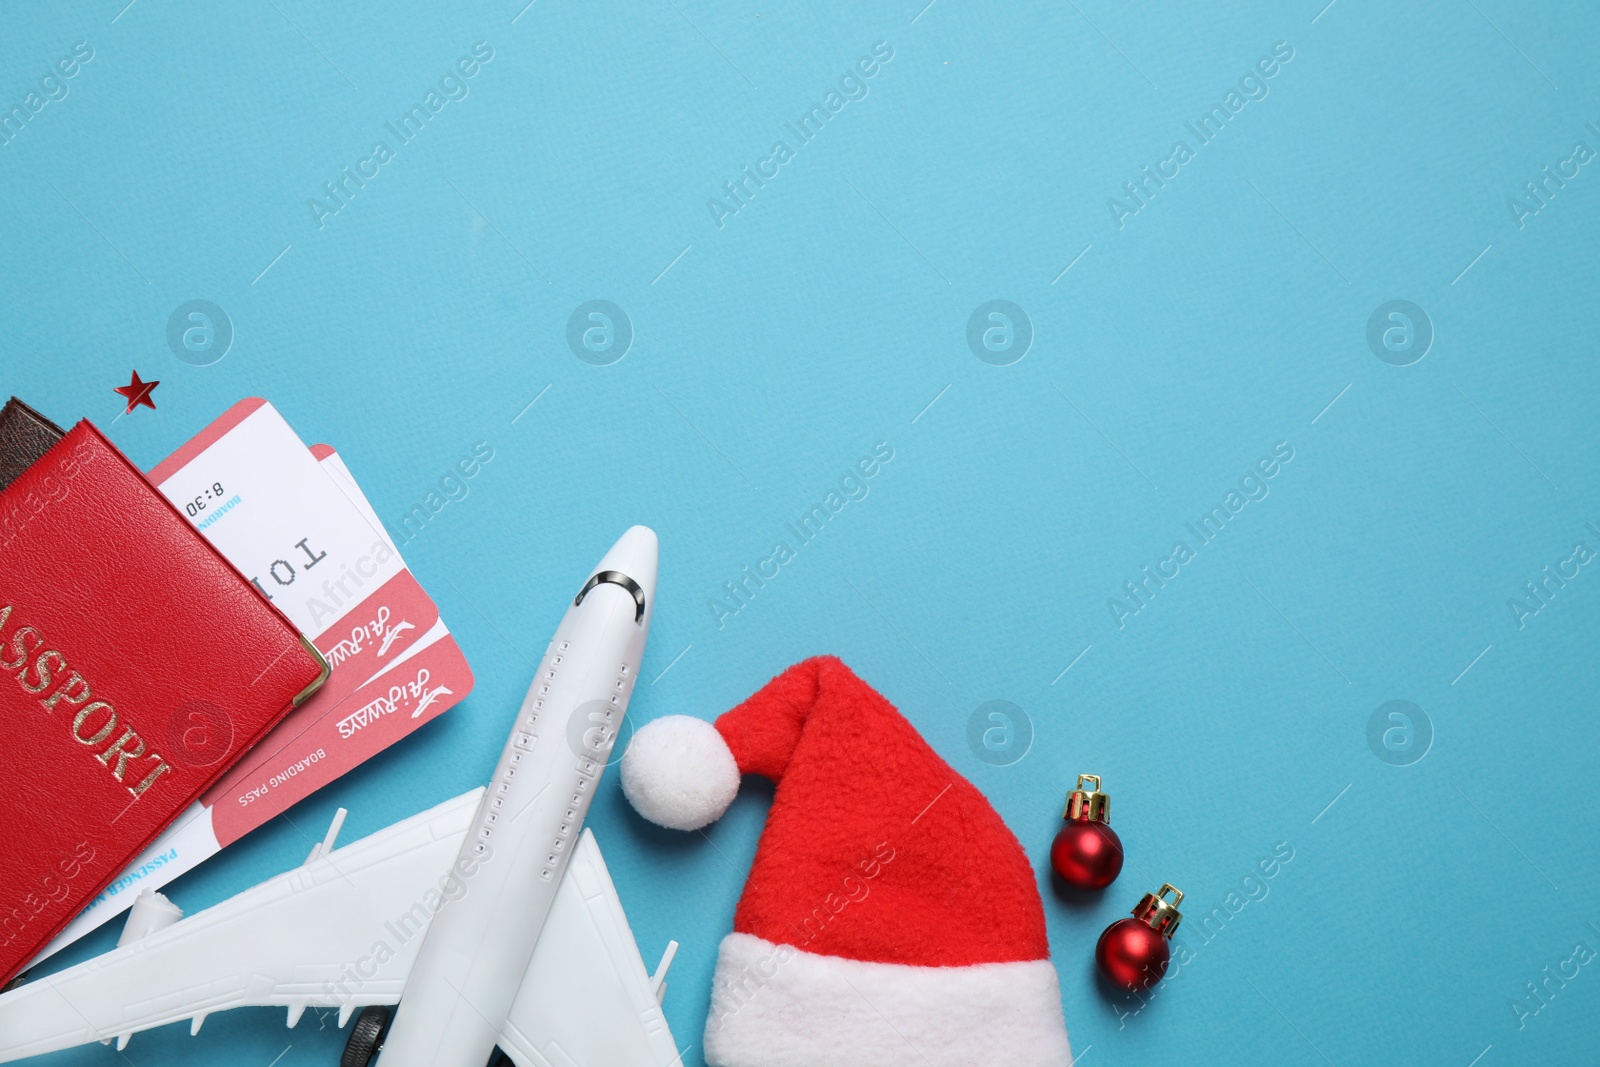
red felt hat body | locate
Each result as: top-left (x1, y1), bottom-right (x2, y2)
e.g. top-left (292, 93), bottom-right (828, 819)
top-left (717, 656), bottom-right (1050, 968)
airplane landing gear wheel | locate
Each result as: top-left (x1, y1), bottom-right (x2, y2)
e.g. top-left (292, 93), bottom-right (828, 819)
top-left (341, 1005), bottom-right (392, 1067)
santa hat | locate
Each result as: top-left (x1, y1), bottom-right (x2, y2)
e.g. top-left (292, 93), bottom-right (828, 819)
top-left (619, 656), bottom-right (1072, 1067)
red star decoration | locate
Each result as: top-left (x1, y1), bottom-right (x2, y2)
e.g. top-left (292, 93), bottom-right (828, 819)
top-left (114, 370), bottom-right (159, 413)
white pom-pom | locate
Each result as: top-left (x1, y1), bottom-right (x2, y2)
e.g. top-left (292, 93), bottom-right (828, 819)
top-left (621, 715), bottom-right (740, 831)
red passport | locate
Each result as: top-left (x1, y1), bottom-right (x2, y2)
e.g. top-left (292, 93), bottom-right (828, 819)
top-left (0, 421), bottom-right (328, 981)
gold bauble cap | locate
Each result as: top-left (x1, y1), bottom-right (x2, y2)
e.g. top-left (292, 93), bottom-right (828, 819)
top-left (1063, 773), bottom-right (1111, 824)
top-left (1131, 883), bottom-right (1184, 939)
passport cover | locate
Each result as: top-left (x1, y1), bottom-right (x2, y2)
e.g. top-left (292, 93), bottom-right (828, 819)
top-left (0, 421), bottom-right (328, 981)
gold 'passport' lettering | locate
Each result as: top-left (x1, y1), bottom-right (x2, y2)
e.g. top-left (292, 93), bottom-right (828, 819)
top-left (0, 603), bottom-right (171, 798)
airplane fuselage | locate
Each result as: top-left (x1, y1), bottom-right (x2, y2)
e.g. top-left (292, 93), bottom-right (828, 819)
top-left (376, 528), bottom-right (657, 1067)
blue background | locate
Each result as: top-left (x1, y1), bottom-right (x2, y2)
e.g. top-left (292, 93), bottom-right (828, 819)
top-left (4, 0), bottom-right (1599, 1064)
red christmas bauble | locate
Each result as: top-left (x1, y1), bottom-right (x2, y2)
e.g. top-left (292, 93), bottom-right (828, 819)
top-left (1050, 820), bottom-right (1124, 890)
top-left (1095, 917), bottom-right (1171, 991)
top-left (1049, 774), bottom-right (1123, 890)
top-left (1096, 884), bottom-right (1184, 993)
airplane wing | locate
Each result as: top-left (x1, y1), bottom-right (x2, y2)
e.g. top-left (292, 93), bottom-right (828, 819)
top-left (0, 790), bottom-right (483, 1061)
top-left (0, 792), bottom-right (684, 1067)
top-left (497, 829), bottom-right (684, 1067)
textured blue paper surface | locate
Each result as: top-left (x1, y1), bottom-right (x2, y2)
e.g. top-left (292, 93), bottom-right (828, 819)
top-left (3, 1), bottom-right (1598, 1064)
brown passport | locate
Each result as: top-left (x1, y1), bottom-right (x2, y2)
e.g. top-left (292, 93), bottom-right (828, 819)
top-left (0, 399), bottom-right (64, 492)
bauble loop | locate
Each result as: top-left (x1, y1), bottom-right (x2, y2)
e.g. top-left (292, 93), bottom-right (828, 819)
top-left (620, 715), bottom-right (740, 831)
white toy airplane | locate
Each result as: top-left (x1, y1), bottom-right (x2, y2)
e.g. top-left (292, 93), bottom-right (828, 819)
top-left (0, 527), bottom-right (683, 1067)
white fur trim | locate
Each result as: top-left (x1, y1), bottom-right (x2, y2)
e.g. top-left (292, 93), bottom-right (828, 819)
top-left (620, 715), bottom-right (740, 830)
top-left (703, 933), bottom-right (1072, 1067)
